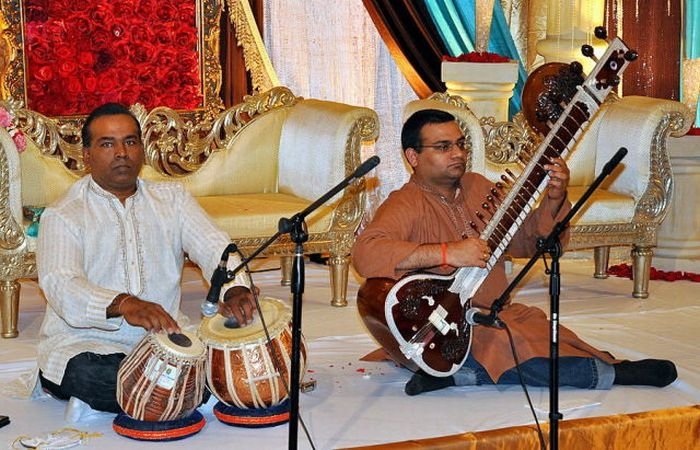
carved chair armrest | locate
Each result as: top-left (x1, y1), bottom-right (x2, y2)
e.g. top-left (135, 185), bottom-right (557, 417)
top-left (0, 125), bottom-right (26, 253)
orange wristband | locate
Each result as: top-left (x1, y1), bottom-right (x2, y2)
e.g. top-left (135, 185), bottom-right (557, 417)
top-left (440, 242), bottom-right (448, 268)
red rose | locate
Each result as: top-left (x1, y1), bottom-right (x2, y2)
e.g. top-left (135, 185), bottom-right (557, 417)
top-left (83, 75), bottom-right (98, 92)
top-left (77, 51), bottom-right (96, 68)
top-left (138, 87), bottom-right (158, 108)
top-left (54, 45), bottom-right (76, 61)
top-left (442, 52), bottom-right (511, 63)
top-left (178, 3), bottom-right (196, 23)
top-left (34, 65), bottom-right (53, 82)
top-left (95, 69), bottom-right (118, 94)
top-left (71, 15), bottom-right (92, 36)
top-left (57, 61), bottom-right (77, 77)
top-left (89, 27), bottom-right (112, 49)
top-left (156, 4), bottom-right (177, 22)
top-left (175, 30), bottom-right (197, 50)
top-left (155, 48), bottom-right (178, 68)
top-left (26, 42), bottom-right (54, 65)
top-left (128, 26), bottom-right (154, 46)
top-left (110, 42), bottom-right (131, 62)
top-left (88, 4), bottom-right (113, 23)
top-left (160, 70), bottom-right (181, 90)
top-left (136, 0), bottom-right (157, 16)
top-left (131, 43), bottom-right (156, 65)
top-left (113, 1), bottom-right (136, 17)
top-left (65, 76), bottom-right (82, 95)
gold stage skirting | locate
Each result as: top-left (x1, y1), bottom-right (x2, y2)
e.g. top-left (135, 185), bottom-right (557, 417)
top-left (342, 405), bottom-right (700, 450)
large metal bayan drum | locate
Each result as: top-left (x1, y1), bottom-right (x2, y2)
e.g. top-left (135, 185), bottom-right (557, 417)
top-left (116, 330), bottom-right (206, 421)
top-left (198, 297), bottom-right (306, 409)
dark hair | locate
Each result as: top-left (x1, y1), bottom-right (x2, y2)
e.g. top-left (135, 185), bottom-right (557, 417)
top-left (81, 103), bottom-right (142, 148)
top-left (401, 109), bottom-right (457, 152)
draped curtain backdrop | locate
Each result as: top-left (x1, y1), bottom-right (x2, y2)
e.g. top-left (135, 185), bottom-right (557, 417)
top-left (262, 0), bottom-right (418, 213)
top-left (604, 0), bottom-right (682, 100)
top-left (362, 0), bottom-right (449, 98)
top-left (220, 0), bottom-right (263, 107)
top-left (423, 0), bottom-right (528, 117)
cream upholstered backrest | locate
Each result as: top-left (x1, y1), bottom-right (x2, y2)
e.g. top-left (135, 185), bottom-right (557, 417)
top-left (565, 96), bottom-right (690, 200)
top-left (141, 109), bottom-right (289, 196)
top-left (277, 99), bottom-right (373, 202)
top-left (19, 140), bottom-right (80, 208)
top-left (591, 96), bottom-right (688, 200)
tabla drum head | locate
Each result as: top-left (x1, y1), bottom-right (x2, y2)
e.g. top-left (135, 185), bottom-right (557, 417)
top-left (152, 329), bottom-right (206, 359)
top-left (199, 297), bottom-right (291, 346)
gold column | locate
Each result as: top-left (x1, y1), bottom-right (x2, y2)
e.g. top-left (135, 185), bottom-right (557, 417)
top-left (329, 255), bottom-right (349, 307)
top-left (0, 280), bottom-right (19, 338)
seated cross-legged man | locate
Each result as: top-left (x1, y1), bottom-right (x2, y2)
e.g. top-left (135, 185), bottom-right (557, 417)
top-left (36, 103), bottom-right (257, 414)
top-left (352, 109), bottom-right (677, 395)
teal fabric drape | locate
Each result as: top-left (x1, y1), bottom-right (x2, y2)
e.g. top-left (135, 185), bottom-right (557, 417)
top-left (686, 0), bottom-right (699, 126)
top-left (424, 0), bottom-right (526, 118)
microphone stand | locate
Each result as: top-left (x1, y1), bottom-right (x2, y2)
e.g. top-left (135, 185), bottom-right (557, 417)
top-left (486, 148), bottom-right (628, 450)
top-left (224, 156), bottom-right (379, 450)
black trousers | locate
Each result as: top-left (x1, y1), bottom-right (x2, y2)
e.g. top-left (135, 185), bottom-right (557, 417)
top-left (40, 352), bottom-right (126, 413)
top-left (40, 351), bottom-right (211, 415)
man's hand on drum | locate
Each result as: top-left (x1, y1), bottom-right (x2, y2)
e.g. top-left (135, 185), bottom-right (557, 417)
top-left (119, 296), bottom-right (181, 334)
top-left (220, 285), bottom-right (259, 326)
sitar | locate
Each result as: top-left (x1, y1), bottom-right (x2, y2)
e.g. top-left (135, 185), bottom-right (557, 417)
top-left (358, 30), bottom-right (638, 377)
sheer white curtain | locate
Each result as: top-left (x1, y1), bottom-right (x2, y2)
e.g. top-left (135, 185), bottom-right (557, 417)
top-left (262, 0), bottom-right (418, 217)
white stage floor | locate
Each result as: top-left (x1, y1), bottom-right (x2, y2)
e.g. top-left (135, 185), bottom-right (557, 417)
top-left (1, 256), bottom-right (699, 449)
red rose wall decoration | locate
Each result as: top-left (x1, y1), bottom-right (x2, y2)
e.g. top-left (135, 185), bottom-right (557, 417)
top-left (23, 0), bottom-right (203, 116)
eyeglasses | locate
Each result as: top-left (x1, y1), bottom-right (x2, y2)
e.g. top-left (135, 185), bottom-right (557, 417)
top-left (417, 139), bottom-right (469, 153)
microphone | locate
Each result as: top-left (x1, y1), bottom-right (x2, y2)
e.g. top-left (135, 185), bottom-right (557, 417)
top-left (352, 155), bottom-right (380, 180)
top-left (465, 307), bottom-right (504, 329)
top-left (201, 243), bottom-right (237, 317)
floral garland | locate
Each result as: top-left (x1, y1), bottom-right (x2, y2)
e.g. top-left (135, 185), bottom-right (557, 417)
top-left (0, 106), bottom-right (27, 152)
top-left (23, 0), bottom-right (203, 116)
top-left (608, 263), bottom-right (700, 282)
top-left (442, 51), bottom-right (512, 63)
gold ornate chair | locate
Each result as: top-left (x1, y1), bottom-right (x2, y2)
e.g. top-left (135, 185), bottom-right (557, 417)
top-left (406, 92), bottom-right (693, 299)
top-left (0, 1), bottom-right (379, 337)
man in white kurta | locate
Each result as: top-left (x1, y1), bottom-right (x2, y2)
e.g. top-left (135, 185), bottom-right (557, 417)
top-left (36, 103), bottom-right (254, 413)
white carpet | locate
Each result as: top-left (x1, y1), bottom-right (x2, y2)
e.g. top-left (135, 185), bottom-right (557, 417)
top-left (1, 255), bottom-right (699, 449)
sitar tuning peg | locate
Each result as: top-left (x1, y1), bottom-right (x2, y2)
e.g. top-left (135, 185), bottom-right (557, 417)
top-left (569, 61), bottom-right (584, 75)
top-left (581, 45), bottom-right (598, 62)
top-left (624, 50), bottom-right (638, 62)
top-left (594, 26), bottom-right (607, 40)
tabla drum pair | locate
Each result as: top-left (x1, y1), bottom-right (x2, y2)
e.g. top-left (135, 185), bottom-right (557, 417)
top-left (198, 296), bottom-right (307, 427)
top-left (114, 330), bottom-right (207, 440)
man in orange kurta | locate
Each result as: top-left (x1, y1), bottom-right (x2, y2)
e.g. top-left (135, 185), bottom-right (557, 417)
top-left (352, 109), bottom-right (677, 394)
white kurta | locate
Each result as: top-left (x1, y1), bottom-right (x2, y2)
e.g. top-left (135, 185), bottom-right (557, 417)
top-left (37, 176), bottom-right (249, 384)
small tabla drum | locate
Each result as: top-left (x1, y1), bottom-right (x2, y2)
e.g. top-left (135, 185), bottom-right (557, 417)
top-left (198, 297), bottom-right (306, 410)
top-left (116, 330), bottom-right (206, 422)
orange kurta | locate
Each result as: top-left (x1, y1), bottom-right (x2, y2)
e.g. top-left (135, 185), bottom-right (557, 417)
top-left (352, 172), bottom-right (616, 381)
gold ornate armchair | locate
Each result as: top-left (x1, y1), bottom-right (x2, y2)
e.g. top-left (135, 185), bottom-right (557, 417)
top-left (0, 1), bottom-right (379, 337)
top-left (407, 92), bottom-right (692, 299)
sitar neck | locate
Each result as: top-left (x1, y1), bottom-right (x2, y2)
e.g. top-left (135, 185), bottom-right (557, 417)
top-left (451, 36), bottom-right (635, 297)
